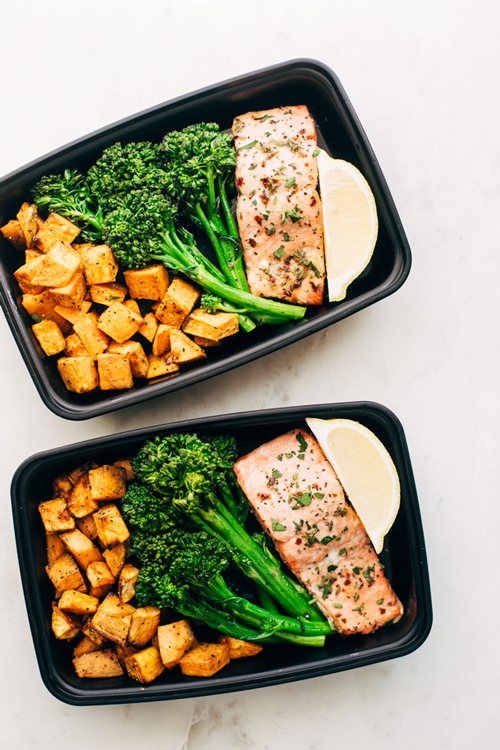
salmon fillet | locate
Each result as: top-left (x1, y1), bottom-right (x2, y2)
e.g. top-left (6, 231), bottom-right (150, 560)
top-left (234, 429), bottom-right (404, 635)
top-left (232, 106), bottom-right (325, 305)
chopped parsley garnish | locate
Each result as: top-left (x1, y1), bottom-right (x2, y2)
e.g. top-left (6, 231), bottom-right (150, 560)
top-left (272, 469), bottom-right (282, 479)
top-left (288, 491), bottom-right (312, 508)
top-left (285, 176), bottom-right (296, 188)
top-left (248, 164), bottom-right (257, 170)
top-left (271, 518), bottom-right (286, 532)
top-left (296, 432), bottom-right (308, 452)
top-left (354, 593), bottom-right (360, 602)
top-left (238, 140), bottom-right (259, 150)
top-left (314, 492), bottom-right (325, 499)
top-left (260, 114), bottom-right (270, 122)
top-left (377, 599), bottom-right (384, 605)
top-left (312, 148), bottom-right (320, 158)
top-left (265, 224), bottom-right (276, 235)
top-left (283, 232), bottom-right (291, 242)
top-left (277, 454), bottom-right (283, 461)
top-left (297, 454), bottom-right (305, 460)
top-left (251, 199), bottom-right (257, 206)
top-left (273, 246), bottom-right (285, 259)
top-left (332, 603), bottom-right (343, 609)
top-left (327, 564), bottom-right (338, 572)
top-left (31, 314), bottom-right (42, 323)
top-left (338, 548), bottom-right (347, 556)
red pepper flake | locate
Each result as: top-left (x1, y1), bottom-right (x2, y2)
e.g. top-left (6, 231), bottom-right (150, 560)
top-left (310, 197), bottom-right (317, 206)
top-left (260, 193), bottom-right (269, 205)
top-left (255, 216), bottom-right (263, 225)
top-left (249, 238), bottom-right (257, 248)
top-left (295, 538), bottom-right (302, 545)
top-left (237, 177), bottom-right (244, 187)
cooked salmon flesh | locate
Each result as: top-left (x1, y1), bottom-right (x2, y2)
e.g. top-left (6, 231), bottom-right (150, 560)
top-left (234, 429), bottom-right (404, 635)
top-left (232, 106), bottom-right (325, 306)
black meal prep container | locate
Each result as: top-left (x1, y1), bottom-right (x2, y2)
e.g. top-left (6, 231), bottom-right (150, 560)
top-left (0, 59), bottom-right (411, 420)
top-left (11, 402), bottom-right (432, 706)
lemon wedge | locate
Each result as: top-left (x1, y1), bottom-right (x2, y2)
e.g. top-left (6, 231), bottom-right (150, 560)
top-left (317, 149), bottom-right (378, 301)
top-left (306, 417), bottom-right (400, 553)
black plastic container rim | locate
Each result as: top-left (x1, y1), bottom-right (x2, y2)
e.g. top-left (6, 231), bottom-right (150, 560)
top-left (0, 58), bottom-right (412, 421)
top-left (11, 401), bottom-right (432, 705)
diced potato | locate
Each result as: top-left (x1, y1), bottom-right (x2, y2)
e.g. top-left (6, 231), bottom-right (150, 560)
top-left (39, 498), bottom-right (76, 534)
top-left (98, 301), bottom-right (141, 344)
top-left (64, 332), bottom-right (89, 358)
top-left (58, 590), bottom-right (99, 616)
top-left (54, 299), bottom-right (93, 326)
top-left (49, 271), bottom-right (87, 308)
top-left (52, 605), bottom-right (81, 640)
top-left (67, 471), bottom-right (99, 518)
top-left (157, 620), bottom-right (196, 669)
top-left (90, 282), bottom-right (127, 306)
top-left (59, 528), bottom-right (103, 569)
top-left (183, 309), bottom-right (239, 341)
top-left (76, 513), bottom-right (98, 540)
top-left (73, 635), bottom-right (104, 658)
top-left (97, 353), bottom-right (134, 390)
top-left (152, 323), bottom-right (172, 356)
top-left (73, 311), bottom-right (110, 358)
top-left (27, 240), bottom-right (81, 287)
top-left (102, 543), bottom-right (127, 578)
top-left (179, 642), bottom-right (230, 677)
top-left (46, 532), bottom-right (66, 564)
top-left (46, 552), bottom-right (86, 594)
top-left (81, 244), bottom-right (119, 285)
top-left (146, 353), bottom-right (180, 379)
top-left (89, 465), bottom-right (127, 502)
top-left (53, 474), bottom-right (73, 498)
top-left (155, 278), bottom-right (200, 327)
top-left (91, 593), bottom-right (135, 646)
top-left (127, 607), bottom-right (160, 648)
top-left (14, 258), bottom-right (45, 294)
top-left (32, 319), bottom-right (66, 356)
top-left (73, 649), bottom-right (124, 678)
top-left (1, 218), bottom-right (26, 250)
top-left (57, 356), bottom-right (99, 394)
top-left (218, 636), bottom-right (263, 659)
top-left (118, 563), bottom-right (139, 603)
top-left (125, 646), bottom-right (165, 684)
top-left (34, 213), bottom-right (81, 252)
top-left (123, 264), bottom-right (170, 301)
top-left (113, 458), bottom-right (136, 481)
top-left (17, 202), bottom-right (38, 248)
top-left (93, 503), bottom-right (130, 548)
top-left (87, 561), bottom-right (115, 598)
top-left (108, 340), bottom-right (148, 379)
top-left (170, 328), bottom-right (206, 364)
top-left (138, 311), bottom-right (158, 342)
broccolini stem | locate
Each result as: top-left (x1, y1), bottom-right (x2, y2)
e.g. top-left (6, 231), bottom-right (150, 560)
top-left (217, 175), bottom-right (249, 293)
top-left (194, 202), bottom-right (241, 289)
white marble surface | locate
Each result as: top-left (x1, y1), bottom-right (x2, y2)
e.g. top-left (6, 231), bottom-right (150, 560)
top-left (1, 1), bottom-right (499, 747)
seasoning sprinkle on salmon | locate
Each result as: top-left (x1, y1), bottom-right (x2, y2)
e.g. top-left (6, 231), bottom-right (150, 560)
top-left (234, 429), bottom-right (404, 635)
top-left (232, 106), bottom-right (325, 306)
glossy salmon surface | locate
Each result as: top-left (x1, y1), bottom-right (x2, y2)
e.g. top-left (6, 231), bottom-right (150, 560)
top-left (234, 429), bottom-right (404, 634)
top-left (232, 106), bottom-right (325, 305)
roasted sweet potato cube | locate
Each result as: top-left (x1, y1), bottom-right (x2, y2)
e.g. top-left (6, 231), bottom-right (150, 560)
top-left (39, 498), bottom-right (76, 533)
top-left (146, 353), bottom-right (180, 379)
top-left (46, 552), bottom-right (86, 594)
top-left (127, 607), bottom-right (160, 648)
top-left (73, 311), bottom-right (110, 358)
top-left (93, 503), bottom-right (130, 547)
top-left (53, 474), bottom-right (73, 498)
top-left (90, 282), bottom-right (127, 306)
top-left (46, 533), bottom-right (66, 564)
top-left (155, 278), bottom-right (200, 327)
top-left (49, 271), bottom-right (87, 308)
top-left (113, 458), bottom-right (136, 481)
top-left (82, 620), bottom-right (108, 646)
top-left (193, 335), bottom-right (220, 348)
top-left (122, 298), bottom-right (142, 317)
top-left (34, 212), bottom-right (81, 252)
top-left (89, 465), bottom-right (127, 501)
top-left (76, 513), bottom-right (98, 540)
top-left (54, 299), bottom-right (92, 326)
top-left (57, 356), bottom-right (99, 393)
top-left (52, 605), bottom-right (81, 640)
top-left (1, 219), bottom-right (26, 250)
top-left (73, 648), bottom-right (124, 678)
top-left (97, 352), bottom-right (134, 390)
top-left (32, 319), bottom-right (66, 356)
top-left (118, 563), bottom-right (139, 603)
top-left (64, 332), bottom-right (89, 358)
top-left (152, 323), bottom-right (172, 356)
top-left (58, 590), bottom-right (99, 615)
top-left (179, 642), bottom-right (230, 677)
top-left (87, 561), bottom-right (115, 598)
top-left (114, 643), bottom-right (137, 667)
top-left (67, 461), bottom-right (97, 485)
top-left (123, 264), bottom-right (170, 300)
top-left (27, 240), bottom-right (81, 287)
top-left (183, 309), bottom-right (239, 341)
top-left (98, 301), bottom-right (141, 344)
top-left (107, 340), bottom-right (148, 379)
top-left (138, 311), bottom-right (158, 342)
top-left (102, 543), bottom-right (127, 578)
top-left (25, 248), bottom-right (44, 263)
top-left (13, 258), bottom-right (45, 294)
top-left (218, 636), bottom-right (263, 659)
top-left (91, 593), bottom-right (135, 646)
top-left (125, 646), bottom-right (165, 684)
top-left (17, 202), bottom-right (38, 248)
top-left (170, 329), bottom-right (206, 364)
top-left (73, 635), bottom-right (104, 657)
top-left (67, 472), bottom-right (99, 519)
top-left (22, 290), bottom-right (56, 320)
top-left (59, 529), bottom-right (103, 569)
top-left (157, 620), bottom-right (196, 668)
top-left (81, 244), bottom-right (119, 285)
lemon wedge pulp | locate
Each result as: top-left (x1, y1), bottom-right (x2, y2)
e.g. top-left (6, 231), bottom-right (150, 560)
top-left (306, 417), bottom-right (400, 553)
top-left (317, 149), bottom-right (378, 301)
